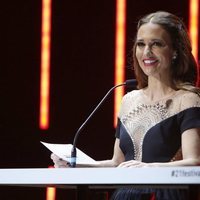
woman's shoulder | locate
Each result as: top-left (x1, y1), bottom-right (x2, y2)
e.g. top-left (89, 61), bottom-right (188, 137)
top-left (122, 89), bottom-right (142, 101)
top-left (177, 89), bottom-right (200, 110)
top-left (119, 89), bottom-right (143, 117)
top-left (121, 89), bottom-right (144, 107)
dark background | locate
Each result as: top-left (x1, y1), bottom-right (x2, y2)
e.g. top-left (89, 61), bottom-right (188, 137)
top-left (0, 0), bottom-right (198, 199)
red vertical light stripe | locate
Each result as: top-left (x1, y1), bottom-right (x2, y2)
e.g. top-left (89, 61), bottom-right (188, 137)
top-left (40, 0), bottom-right (52, 130)
top-left (40, 0), bottom-right (56, 200)
top-left (46, 187), bottom-right (56, 200)
top-left (114, 0), bottom-right (126, 127)
top-left (46, 167), bottom-right (56, 200)
top-left (189, 0), bottom-right (199, 85)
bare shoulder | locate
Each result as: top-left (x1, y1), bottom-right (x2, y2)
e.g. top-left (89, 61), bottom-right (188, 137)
top-left (180, 90), bottom-right (200, 110)
top-left (122, 89), bottom-right (141, 101)
top-left (121, 89), bottom-right (144, 107)
top-left (119, 89), bottom-right (142, 117)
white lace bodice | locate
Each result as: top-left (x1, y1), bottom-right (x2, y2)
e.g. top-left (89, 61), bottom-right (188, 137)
top-left (118, 89), bottom-right (200, 161)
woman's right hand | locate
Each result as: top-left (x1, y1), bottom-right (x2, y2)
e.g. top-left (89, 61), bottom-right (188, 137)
top-left (50, 153), bottom-right (70, 168)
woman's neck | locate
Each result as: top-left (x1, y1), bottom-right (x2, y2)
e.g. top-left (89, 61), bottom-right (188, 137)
top-left (145, 78), bottom-right (175, 101)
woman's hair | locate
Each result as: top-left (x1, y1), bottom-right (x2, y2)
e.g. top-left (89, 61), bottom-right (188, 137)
top-left (132, 11), bottom-right (199, 91)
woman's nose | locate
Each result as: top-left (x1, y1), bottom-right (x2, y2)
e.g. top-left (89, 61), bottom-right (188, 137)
top-left (144, 45), bottom-right (152, 56)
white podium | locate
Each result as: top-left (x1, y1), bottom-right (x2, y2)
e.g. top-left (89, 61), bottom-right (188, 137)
top-left (0, 167), bottom-right (199, 199)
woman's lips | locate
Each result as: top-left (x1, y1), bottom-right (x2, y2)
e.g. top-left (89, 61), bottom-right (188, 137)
top-left (143, 58), bottom-right (158, 67)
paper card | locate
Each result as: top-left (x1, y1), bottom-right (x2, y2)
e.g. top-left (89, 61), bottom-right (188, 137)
top-left (41, 141), bottom-right (97, 165)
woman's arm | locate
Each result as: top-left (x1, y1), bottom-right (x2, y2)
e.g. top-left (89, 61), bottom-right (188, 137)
top-left (158, 127), bottom-right (200, 166)
top-left (93, 138), bottom-right (125, 167)
top-left (51, 138), bottom-right (125, 168)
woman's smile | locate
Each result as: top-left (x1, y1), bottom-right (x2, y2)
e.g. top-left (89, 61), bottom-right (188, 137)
top-left (143, 58), bottom-right (158, 67)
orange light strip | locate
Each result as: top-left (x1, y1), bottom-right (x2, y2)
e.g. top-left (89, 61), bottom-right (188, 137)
top-left (46, 166), bottom-right (56, 200)
top-left (39, 0), bottom-right (52, 130)
top-left (46, 187), bottom-right (56, 200)
top-left (189, 0), bottom-right (199, 85)
top-left (40, 0), bottom-right (55, 199)
top-left (114, 0), bottom-right (126, 127)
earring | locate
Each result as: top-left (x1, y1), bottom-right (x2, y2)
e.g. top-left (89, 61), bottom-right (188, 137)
top-left (172, 53), bottom-right (177, 65)
top-left (172, 53), bottom-right (177, 61)
top-left (172, 53), bottom-right (177, 60)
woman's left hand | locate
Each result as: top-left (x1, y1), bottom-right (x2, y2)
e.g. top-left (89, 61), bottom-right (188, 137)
top-left (118, 160), bottom-right (150, 168)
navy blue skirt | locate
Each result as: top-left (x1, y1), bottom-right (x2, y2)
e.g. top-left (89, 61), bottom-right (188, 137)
top-left (110, 188), bottom-right (189, 200)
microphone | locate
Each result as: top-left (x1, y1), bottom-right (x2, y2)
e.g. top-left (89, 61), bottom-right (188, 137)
top-left (70, 79), bottom-right (137, 167)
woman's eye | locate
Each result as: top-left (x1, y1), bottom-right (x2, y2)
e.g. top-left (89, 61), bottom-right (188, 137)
top-left (152, 42), bottom-right (163, 47)
top-left (136, 42), bottom-right (145, 47)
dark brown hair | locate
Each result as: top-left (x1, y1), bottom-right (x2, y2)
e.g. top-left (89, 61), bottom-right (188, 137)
top-left (132, 11), bottom-right (198, 90)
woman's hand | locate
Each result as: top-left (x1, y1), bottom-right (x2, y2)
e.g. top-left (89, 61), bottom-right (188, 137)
top-left (118, 160), bottom-right (150, 168)
top-left (50, 153), bottom-right (70, 168)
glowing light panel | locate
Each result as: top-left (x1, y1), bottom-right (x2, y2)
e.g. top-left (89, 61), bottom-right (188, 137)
top-left (114, 0), bottom-right (126, 127)
top-left (189, 0), bottom-right (199, 85)
top-left (40, 0), bottom-right (55, 199)
top-left (40, 0), bottom-right (52, 129)
top-left (189, 0), bottom-right (199, 61)
top-left (46, 187), bottom-right (56, 200)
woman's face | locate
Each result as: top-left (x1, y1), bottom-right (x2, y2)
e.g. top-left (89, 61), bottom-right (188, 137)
top-left (135, 23), bottom-right (175, 79)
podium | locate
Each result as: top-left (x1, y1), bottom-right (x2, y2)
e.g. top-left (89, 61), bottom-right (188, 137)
top-left (0, 167), bottom-right (199, 199)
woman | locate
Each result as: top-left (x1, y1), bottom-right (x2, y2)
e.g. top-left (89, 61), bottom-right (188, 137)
top-left (51, 11), bottom-right (200, 199)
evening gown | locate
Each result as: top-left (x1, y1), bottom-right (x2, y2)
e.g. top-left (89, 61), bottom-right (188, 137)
top-left (111, 89), bottom-right (200, 200)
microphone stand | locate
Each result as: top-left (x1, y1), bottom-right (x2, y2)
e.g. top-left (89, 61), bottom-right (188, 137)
top-left (70, 79), bottom-right (136, 167)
